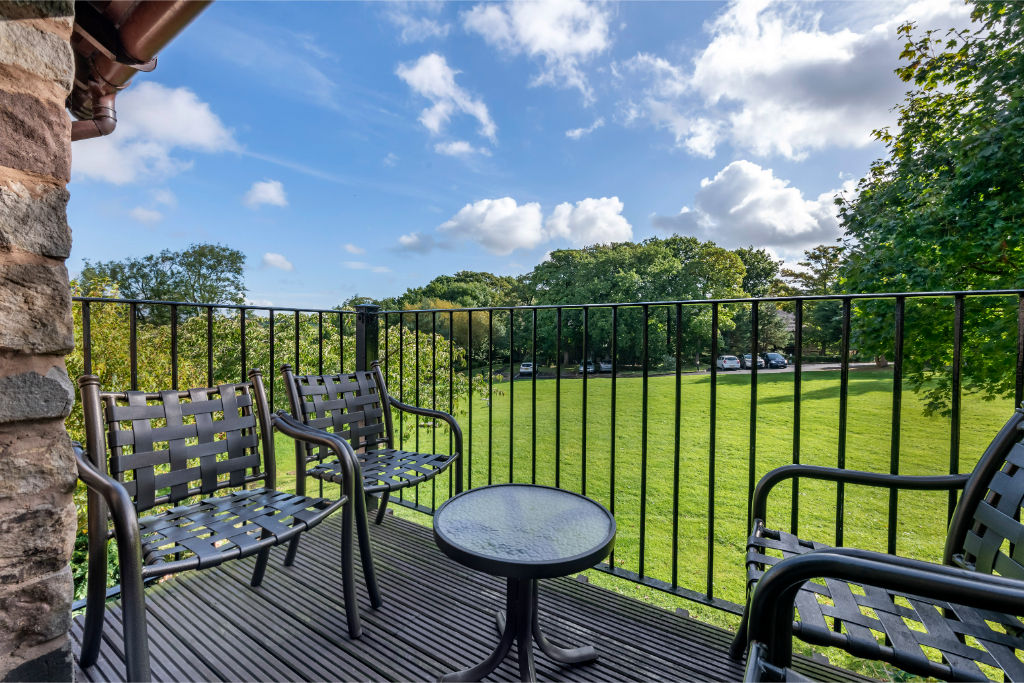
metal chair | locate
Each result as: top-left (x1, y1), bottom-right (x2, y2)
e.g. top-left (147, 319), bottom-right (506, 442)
top-left (279, 362), bottom-right (463, 589)
top-left (733, 406), bottom-right (1024, 681)
top-left (74, 370), bottom-right (363, 682)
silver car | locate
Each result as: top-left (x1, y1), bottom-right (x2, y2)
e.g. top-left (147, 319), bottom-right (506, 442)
top-left (717, 355), bottom-right (740, 370)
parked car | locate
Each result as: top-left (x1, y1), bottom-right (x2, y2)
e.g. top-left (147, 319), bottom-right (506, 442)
top-left (764, 352), bottom-right (787, 369)
top-left (519, 361), bottom-right (534, 376)
top-left (741, 353), bottom-right (765, 369)
top-left (578, 361), bottom-right (596, 374)
top-left (598, 360), bottom-right (612, 373)
top-left (717, 355), bottom-right (740, 370)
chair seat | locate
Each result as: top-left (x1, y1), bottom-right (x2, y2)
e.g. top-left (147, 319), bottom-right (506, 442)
top-left (138, 487), bottom-right (343, 576)
top-left (308, 448), bottom-right (457, 493)
top-left (747, 522), bottom-right (1024, 681)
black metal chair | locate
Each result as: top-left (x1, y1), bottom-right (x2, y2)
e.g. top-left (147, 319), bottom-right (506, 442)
top-left (733, 406), bottom-right (1024, 681)
top-left (279, 362), bottom-right (463, 587)
top-left (74, 370), bottom-right (363, 682)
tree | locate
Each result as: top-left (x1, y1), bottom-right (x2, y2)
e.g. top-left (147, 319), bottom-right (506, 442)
top-left (781, 245), bottom-right (845, 357)
top-left (727, 247), bottom-right (791, 354)
top-left (80, 243), bottom-right (246, 322)
top-left (838, 3), bottom-right (1024, 413)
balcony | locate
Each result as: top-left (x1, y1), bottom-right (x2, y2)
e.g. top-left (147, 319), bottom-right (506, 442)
top-left (71, 513), bottom-right (866, 682)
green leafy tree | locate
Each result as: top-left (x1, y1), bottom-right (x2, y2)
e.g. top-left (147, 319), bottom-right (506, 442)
top-left (782, 245), bottom-right (845, 357)
top-left (80, 243), bottom-right (246, 323)
top-left (727, 248), bottom-right (791, 354)
top-left (839, 3), bottom-right (1024, 412)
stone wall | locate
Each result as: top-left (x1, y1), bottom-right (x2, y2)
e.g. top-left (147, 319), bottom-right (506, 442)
top-left (0, 1), bottom-right (78, 680)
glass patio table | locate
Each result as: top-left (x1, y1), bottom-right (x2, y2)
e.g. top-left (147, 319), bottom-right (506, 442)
top-left (433, 483), bottom-right (616, 682)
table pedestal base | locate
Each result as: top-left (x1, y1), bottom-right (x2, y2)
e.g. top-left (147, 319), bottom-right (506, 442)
top-left (441, 578), bottom-right (598, 682)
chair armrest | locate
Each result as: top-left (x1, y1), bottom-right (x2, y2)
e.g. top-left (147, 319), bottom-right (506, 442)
top-left (386, 396), bottom-right (464, 457)
top-left (271, 411), bottom-right (359, 499)
top-left (752, 464), bottom-right (969, 527)
top-left (73, 443), bottom-right (141, 539)
top-left (746, 548), bottom-right (1024, 671)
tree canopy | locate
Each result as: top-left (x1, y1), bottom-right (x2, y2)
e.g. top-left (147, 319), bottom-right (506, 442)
top-left (839, 2), bottom-right (1024, 412)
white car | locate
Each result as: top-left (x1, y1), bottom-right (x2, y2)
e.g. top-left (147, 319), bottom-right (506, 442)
top-left (519, 361), bottom-right (534, 376)
top-left (598, 360), bottom-right (612, 373)
top-left (717, 355), bottom-right (740, 371)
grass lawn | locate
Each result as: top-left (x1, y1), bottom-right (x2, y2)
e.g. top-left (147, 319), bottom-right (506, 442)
top-left (273, 367), bottom-right (1014, 678)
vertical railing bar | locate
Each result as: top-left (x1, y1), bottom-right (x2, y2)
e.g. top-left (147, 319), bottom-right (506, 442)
top-left (240, 308), bottom-right (247, 383)
top-left (949, 295), bottom-right (964, 522)
top-left (835, 299), bottom-right (851, 547)
top-left (640, 304), bottom-right (649, 579)
top-left (432, 311), bottom-right (437, 510)
top-left (129, 303), bottom-right (138, 391)
top-left (449, 310), bottom-right (454, 499)
top-left (707, 302), bottom-right (719, 599)
top-left (293, 310), bottom-right (300, 375)
top-left (415, 311), bottom-right (421, 461)
top-left (206, 306), bottom-right (214, 386)
top-left (399, 313), bottom-right (405, 454)
top-left (582, 306), bottom-right (589, 496)
top-left (672, 302), bottom-right (682, 589)
top-left (791, 300), bottom-right (803, 535)
top-left (1017, 295), bottom-right (1024, 406)
top-left (269, 309), bottom-right (275, 410)
top-left (340, 310), bottom-right (346, 372)
top-left (531, 308), bottom-right (537, 485)
top-left (82, 301), bottom-right (92, 376)
top-left (318, 311), bottom-right (324, 376)
top-left (487, 309), bottom-right (493, 486)
top-left (555, 307), bottom-right (562, 489)
top-left (508, 309), bottom-right (514, 484)
top-left (609, 305), bottom-right (618, 569)
top-left (467, 311), bottom-right (473, 491)
top-left (170, 304), bottom-right (179, 390)
top-left (888, 296), bottom-right (905, 556)
top-left (747, 301), bottom-right (759, 529)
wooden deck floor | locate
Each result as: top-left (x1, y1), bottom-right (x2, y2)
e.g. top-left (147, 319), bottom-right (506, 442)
top-left (71, 514), bottom-right (867, 682)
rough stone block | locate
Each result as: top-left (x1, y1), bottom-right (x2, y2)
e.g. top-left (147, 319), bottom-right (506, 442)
top-left (0, 181), bottom-right (70, 259)
top-left (0, 421), bottom-right (77, 499)
top-left (1, 639), bottom-right (72, 682)
top-left (0, 497), bottom-right (76, 587)
top-left (0, 91), bottom-right (70, 181)
top-left (0, 1), bottom-right (74, 23)
top-left (0, 17), bottom-right (73, 93)
top-left (0, 261), bottom-right (73, 354)
top-left (0, 368), bottom-right (74, 424)
top-left (0, 568), bottom-right (73, 651)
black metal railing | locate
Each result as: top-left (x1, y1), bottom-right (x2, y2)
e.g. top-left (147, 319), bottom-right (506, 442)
top-left (69, 289), bottom-right (1024, 615)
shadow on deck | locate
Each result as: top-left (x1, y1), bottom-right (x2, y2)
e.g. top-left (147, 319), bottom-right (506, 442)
top-left (72, 514), bottom-right (866, 682)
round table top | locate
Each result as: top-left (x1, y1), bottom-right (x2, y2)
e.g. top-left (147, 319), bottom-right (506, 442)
top-left (433, 483), bottom-right (616, 579)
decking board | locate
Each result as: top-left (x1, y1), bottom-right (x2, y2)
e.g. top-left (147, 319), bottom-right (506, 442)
top-left (72, 514), bottom-right (869, 682)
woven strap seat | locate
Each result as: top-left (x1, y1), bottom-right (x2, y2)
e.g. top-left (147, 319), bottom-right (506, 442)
top-left (138, 487), bottom-right (340, 576)
top-left (746, 522), bottom-right (1024, 681)
top-left (309, 448), bottom-right (457, 493)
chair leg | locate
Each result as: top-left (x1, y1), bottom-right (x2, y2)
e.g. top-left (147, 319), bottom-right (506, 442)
top-left (340, 498), bottom-right (363, 639)
top-left (729, 607), bottom-right (750, 660)
top-left (374, 491), bottom-right (390, 525)
top-left (120, 569), bottom-right (152, 682)
top-left (283, 536), bottom-right (301, 567)
top-left (250, 546), bottom-right (272, 588)
top-left (355, 489), bottom-right (383, 608)
top-left (79, 538), bottom-right (109, 669)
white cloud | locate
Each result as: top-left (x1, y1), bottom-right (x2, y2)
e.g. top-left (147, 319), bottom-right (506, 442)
top-left (565, 117), bottom-right (605, 140)
top-left (434, 140), bottom-right (491, 157)
top-left (129, 206), bottom-right (162, 224)
top-left (396, 231), bottom-right (439, 254)
top-left (383, 152), bottom-right (399, 167)
top-left (652, 160), bottom-right (851, 258)
top-left (152, 189), bottom-right (176, 207)
top-left (617, 0), bottom-right (971, 159)
top-left (72, 82), bottom-right (235, 184)
top-left (262, 252), bottom-right (294, 271)
top-left (546, 196), bottom-right (632, 246)
top-left (439, 198), bottom-right (544, 255)
top-left (343, 260), bottom-right (392, 274)
top-left (396, 53), bottom-right (496, 141)
top-left (462, 0), bottom-right (611, 102)
top-left (386, 4), bottom-right (451, 43)
top-left (344, 243), bottom-right (366, 255)
top-left (244, 180), bottom-right (288, 209)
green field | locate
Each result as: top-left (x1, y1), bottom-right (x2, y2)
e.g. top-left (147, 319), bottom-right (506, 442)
top-left (273, 368), bottom-right (1013, 677)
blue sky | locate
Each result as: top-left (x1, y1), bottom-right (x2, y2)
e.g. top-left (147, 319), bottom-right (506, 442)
top-left (67, 0), bottom-right (971, 309)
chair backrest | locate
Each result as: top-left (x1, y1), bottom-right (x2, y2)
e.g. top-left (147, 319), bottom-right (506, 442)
top-left (79, 369), bottom-right (275, 513)
top-left (944, 405), bottom-right (1024, 577)
top-left (281, 362), bottom-right (394, 460)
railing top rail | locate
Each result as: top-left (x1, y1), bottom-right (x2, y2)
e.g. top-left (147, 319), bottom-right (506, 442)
top-left (72, 296), bottom-right (355, 316)
top-left (379, 289), bottom-right (1024, 315)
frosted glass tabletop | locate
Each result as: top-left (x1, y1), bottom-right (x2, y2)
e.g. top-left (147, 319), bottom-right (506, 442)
top-left (433, 484), bottom-right (616, 579)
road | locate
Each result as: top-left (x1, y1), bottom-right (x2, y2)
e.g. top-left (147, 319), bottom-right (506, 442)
top-left (513, 362), bottom-right (881, 381)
